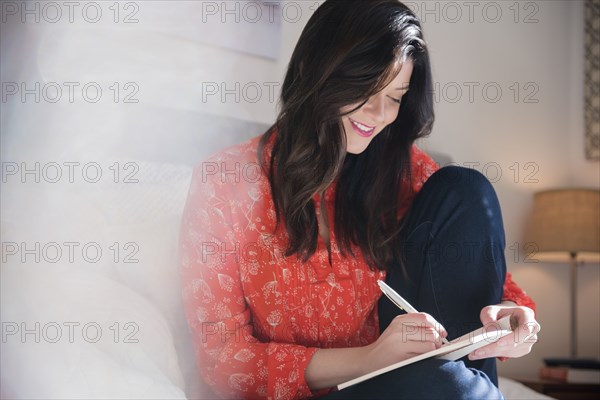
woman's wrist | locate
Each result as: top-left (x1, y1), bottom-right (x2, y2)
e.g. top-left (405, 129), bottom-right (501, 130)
top-left (305, 345), bottom-right (371, 390)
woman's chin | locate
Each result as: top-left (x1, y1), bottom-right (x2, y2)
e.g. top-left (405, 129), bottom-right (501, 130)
top-left (345, 133), bottom-right (377, 154)
top-left (345, 141), bottom-right (371, 154)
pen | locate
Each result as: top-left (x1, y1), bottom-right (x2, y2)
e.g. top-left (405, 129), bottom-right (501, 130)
top-left (377, 280), bottom-right (450, 344)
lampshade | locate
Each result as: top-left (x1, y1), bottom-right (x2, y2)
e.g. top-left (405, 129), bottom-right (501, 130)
top-left (526, 189), bottom-right (600, 263)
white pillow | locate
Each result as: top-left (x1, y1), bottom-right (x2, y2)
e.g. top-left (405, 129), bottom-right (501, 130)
top-left (1, 267), bottom-right (186, 399)
top-left (1, 161), bottom-right (197, 399)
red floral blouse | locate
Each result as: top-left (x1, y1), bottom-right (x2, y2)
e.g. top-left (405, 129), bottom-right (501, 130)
top-left (179, 134), bottom-right (535, 399)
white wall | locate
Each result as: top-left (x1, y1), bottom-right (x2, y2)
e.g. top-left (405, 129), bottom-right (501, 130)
top-left (276, 0), bottom-right (600, 378)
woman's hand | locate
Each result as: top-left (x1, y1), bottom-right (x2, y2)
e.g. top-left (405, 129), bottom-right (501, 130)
top-left (361, 312), bottom-right (448, 374)
top-left (306, 312), bottom-right (447, 390)
top-left (469, 302), bottom-right (540, 361)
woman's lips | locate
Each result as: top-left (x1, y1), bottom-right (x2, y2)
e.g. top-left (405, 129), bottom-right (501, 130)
top-left (349, 118), bottom-right (375, 138)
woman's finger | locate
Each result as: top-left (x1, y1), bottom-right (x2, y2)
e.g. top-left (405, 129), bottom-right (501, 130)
top-left (391, 313), bottom-right (448, 339)
top-left (403, 339), bottom-right (439, 354)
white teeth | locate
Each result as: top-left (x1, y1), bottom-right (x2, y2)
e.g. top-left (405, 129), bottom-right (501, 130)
top-left (351, 119), bottom-right (373, 132)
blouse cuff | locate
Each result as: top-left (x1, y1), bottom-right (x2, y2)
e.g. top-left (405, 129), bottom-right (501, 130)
top-left (267, 344), bottom-right (322, 399)
top-left (297, 347), bottom-right (321, 399)
top-left (502, 272), bottom-right (536, 314)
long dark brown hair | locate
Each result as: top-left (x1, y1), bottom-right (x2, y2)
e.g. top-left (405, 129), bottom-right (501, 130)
top-left (258, 0), bottom-right (434, 271)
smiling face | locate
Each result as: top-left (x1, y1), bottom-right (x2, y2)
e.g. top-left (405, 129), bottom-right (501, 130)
top-left (340, 59), bottom-right (414, 154)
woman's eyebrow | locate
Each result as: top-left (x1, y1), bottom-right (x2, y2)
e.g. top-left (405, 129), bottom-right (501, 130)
top-left (395, 86), bottom-right (410, 91)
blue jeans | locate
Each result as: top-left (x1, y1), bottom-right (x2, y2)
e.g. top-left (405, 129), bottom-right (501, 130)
top-left (324, 166), bottom-right (506, 399)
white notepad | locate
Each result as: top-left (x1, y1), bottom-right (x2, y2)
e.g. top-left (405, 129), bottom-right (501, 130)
top-left (337, 316), bottom-right (514, 390)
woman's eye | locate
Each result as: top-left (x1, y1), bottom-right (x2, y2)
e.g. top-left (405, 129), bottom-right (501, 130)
top-left (388, 96), bottom-right (402, 104)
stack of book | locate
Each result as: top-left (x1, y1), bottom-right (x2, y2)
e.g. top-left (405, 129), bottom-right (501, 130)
top-left (540, 358), bottom-right (600, 384)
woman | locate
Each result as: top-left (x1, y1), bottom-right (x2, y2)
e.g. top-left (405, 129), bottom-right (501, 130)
top-left (179, 1), bottom-right (540, 398)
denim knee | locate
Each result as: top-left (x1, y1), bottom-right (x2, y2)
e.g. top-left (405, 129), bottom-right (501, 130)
top-left (427, 166), bottom-right (494, 199)
top-left (426, 166), bottom-right (501, 220)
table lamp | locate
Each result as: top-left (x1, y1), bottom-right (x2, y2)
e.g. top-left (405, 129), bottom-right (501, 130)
top-left (526, 189), bottom-right (600, 358)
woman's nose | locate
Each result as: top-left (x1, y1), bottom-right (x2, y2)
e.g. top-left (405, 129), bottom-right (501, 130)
top-left (362, 95), bottom-right (386, 124)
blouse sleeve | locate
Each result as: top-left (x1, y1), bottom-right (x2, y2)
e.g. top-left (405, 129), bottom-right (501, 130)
top-left (409, 145), bottom-right (537, 314)
top-left (179, 163), bottom-right (319, 399)
top-left (501, 272), bottom-right (536, 313)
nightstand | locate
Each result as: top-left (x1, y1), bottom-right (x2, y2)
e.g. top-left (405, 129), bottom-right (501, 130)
top-left (514, 377), bottom-right (600, 400)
